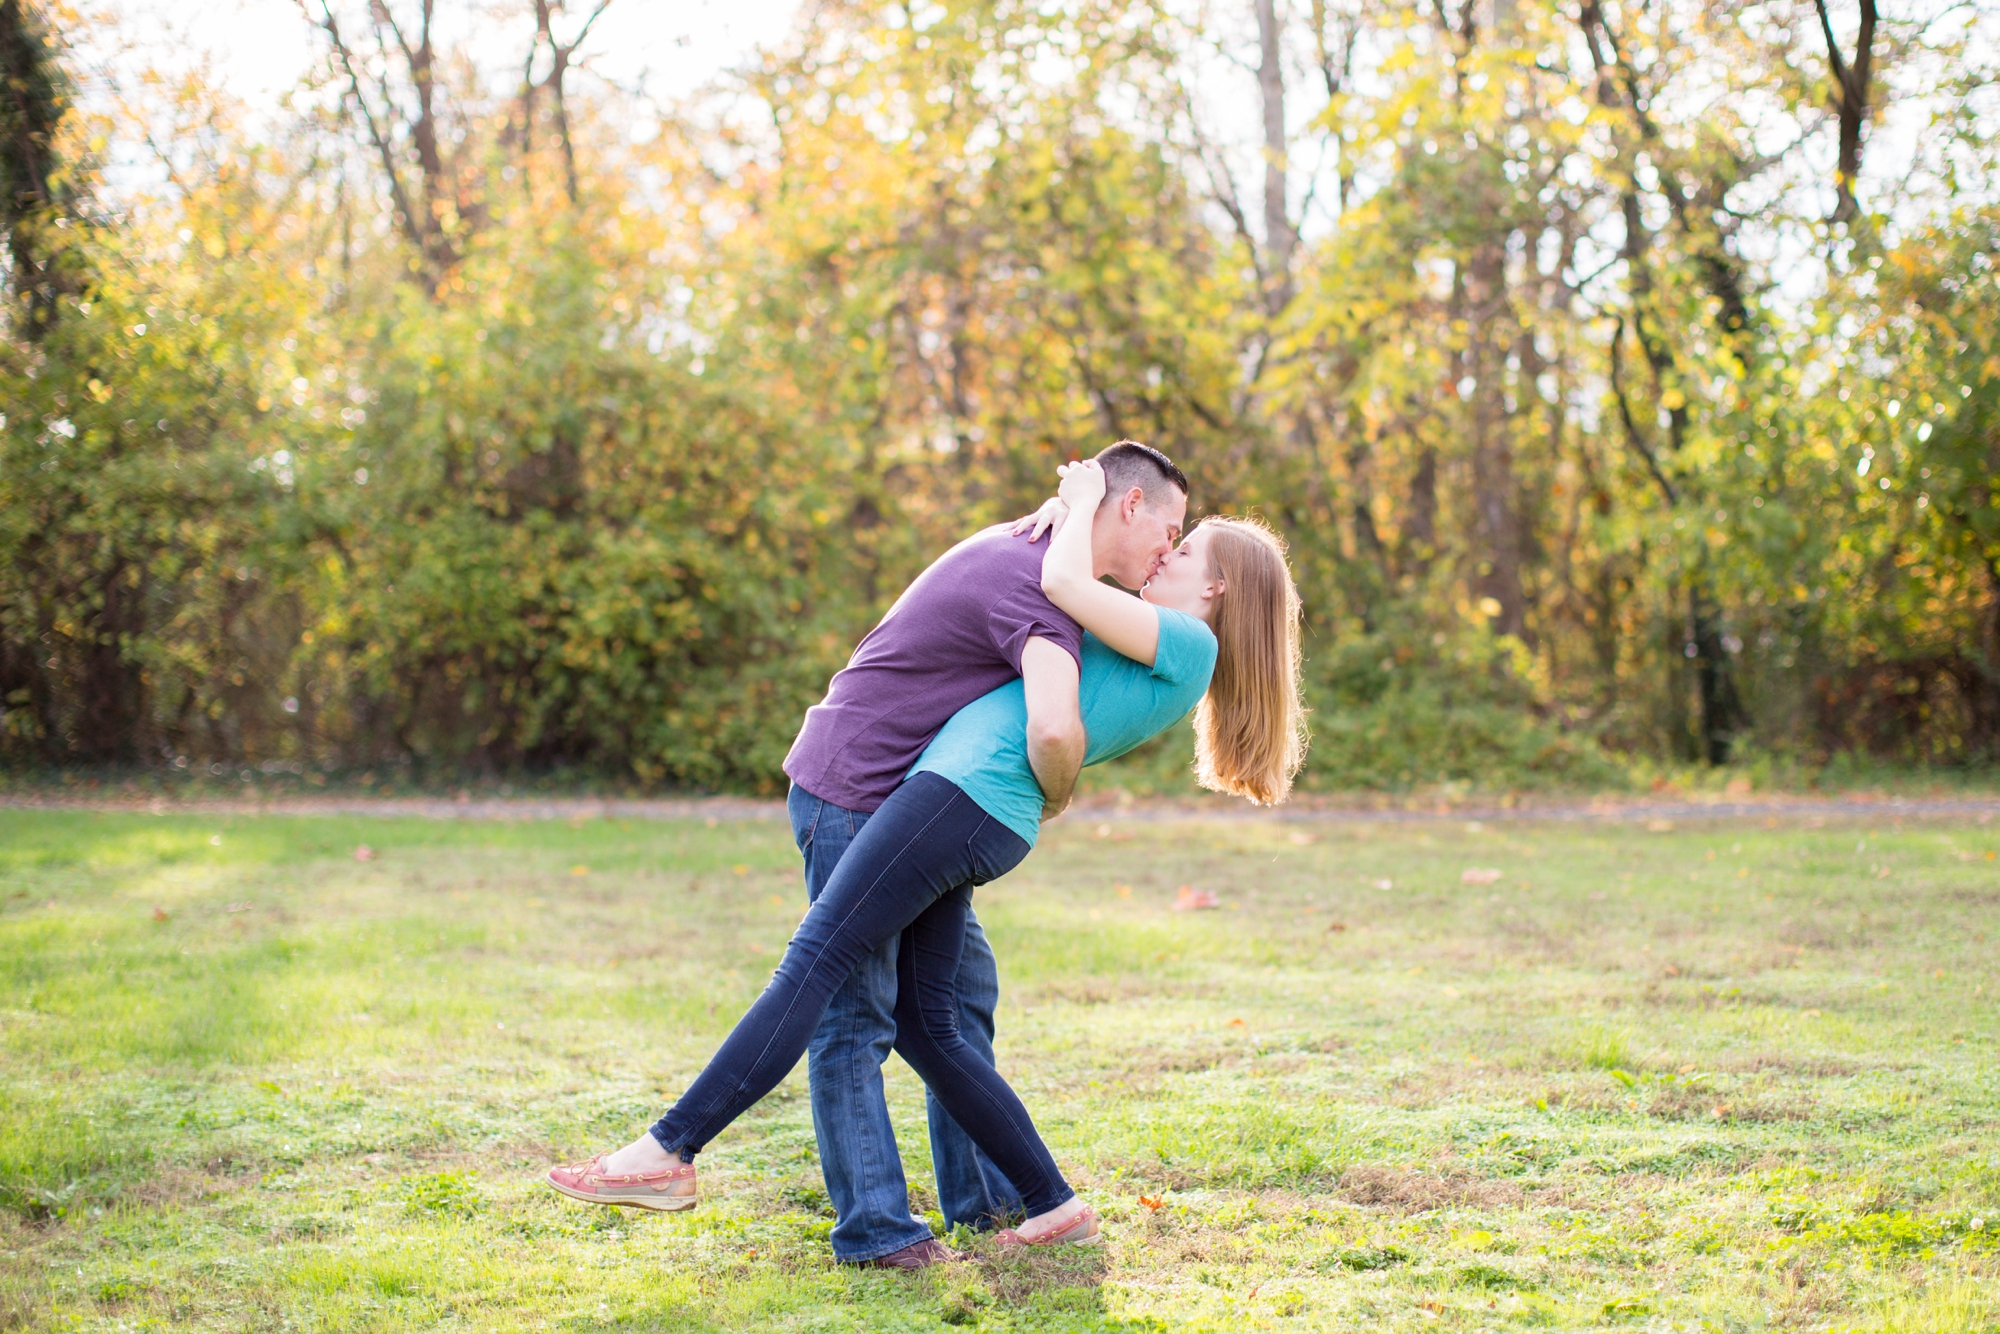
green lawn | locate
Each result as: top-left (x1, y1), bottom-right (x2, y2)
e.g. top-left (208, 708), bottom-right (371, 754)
top-left (1, 806), bottom-right (1997, 1332)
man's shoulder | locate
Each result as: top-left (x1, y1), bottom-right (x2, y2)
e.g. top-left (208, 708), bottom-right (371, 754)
top-left (934, 525), bottom-right (1041, 570)
top-left (873, 523), bottom-right (1079, 657)
top-left (907, 526), bottom-right (1047, 599)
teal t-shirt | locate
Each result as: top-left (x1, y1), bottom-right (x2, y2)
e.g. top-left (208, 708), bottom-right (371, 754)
top-left (910, 606), bottom-right (1218, 847)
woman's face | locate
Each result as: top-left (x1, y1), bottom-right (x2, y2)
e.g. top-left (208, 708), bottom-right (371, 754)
top-left (1140, 524), bottom-right (1223, 622)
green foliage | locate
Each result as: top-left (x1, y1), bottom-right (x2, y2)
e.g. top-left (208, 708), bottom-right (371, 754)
top-left (2, 0), bottom-right (1997, 790)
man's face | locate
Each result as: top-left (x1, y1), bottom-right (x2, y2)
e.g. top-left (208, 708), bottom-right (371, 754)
top-left (1101, 487), bottom-right (1187, 590)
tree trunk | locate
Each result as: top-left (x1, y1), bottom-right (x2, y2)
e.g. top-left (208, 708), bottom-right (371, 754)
top-left (1972, 555), bottom-right (2000, 762)
top-left (1814, 0), bottom-right (1878, 223)
top-left (1465, 237), bottom-right (1527, 640)
top-left (1686, 583), bottom-right (1742, 765)
top-left (73, 562), bottom-right (146, 763)
top-left (533, 0), bottom-right (604, 207)
top-left (0, 0), bottom-right (76, 339)
top-left (1253, 0), bottom-right (1297, 314)
top-left (1404, 447), bottom-right (1438, 573)
top-left (1611, 187), bottom-right (1747, 763)
top-left (1346, 433), bottom-right (1384, 564)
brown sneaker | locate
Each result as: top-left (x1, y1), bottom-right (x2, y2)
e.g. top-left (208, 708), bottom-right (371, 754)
top-left (861, 1237), bottom-right (966, 1269)
top-left (545, 1153), bottom-right (698, 1212)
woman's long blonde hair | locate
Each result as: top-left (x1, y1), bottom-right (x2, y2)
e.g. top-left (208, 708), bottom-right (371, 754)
top-left (1191, 516), bottom-right (1308, 805)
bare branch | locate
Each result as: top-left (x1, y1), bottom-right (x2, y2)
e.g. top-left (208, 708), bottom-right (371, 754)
top-left (1608, 316), bottom-right (1679, 508)
top-left (1253, 0), bottom-right (1297, 313)
top-left (304, 0), bottom-right (428, 276)
top-left (1814, 0), bottom-right (1878, 222)
top-left (531, 0), bottom-right (614, 206)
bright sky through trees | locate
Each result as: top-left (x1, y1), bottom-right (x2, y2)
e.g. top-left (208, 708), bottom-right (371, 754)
top-left (6, 0), bottom-right (2000, 789)
top-left (99, 0), bottom-right (804, 113)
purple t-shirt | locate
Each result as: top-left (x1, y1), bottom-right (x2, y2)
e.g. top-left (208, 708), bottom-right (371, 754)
top-left (783, 526), bottom-right (1085, 812)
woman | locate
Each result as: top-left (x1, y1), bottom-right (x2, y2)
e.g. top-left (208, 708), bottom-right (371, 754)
top-left (547, 461), bottom-right (1306, 1247)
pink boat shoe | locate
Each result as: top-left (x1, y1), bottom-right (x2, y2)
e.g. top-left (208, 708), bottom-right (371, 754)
top-left (995, 1202), bottom-right (1103, 1247)
top-left (545, 1153), bottom-right (699, 1212)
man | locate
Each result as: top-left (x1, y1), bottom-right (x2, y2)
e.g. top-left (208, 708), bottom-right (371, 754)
top-left (783, 440), bottom-right (1188, 1268)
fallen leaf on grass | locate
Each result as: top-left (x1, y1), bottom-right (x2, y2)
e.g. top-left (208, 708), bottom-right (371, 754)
top-left (1138, 1195), bottom-right (1163, 1211)
top-left (354, 845), bottom-right (375, 862)
top-left (1173, 886), bottom-right (1220, 911)
top-left (1229, 1017), bottom-right (1246, 1027)
top-left (151, 907), bottom-right (169, 922)
top-left (1461, 868), bottom-right (1503, 885)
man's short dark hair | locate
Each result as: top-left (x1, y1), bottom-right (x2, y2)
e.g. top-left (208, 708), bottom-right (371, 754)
top-left (1094, 440), bottom-right (1188, 508)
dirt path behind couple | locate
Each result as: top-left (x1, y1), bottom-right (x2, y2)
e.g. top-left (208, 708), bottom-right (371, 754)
top-left (7, 787), bottom-right (1999, 826)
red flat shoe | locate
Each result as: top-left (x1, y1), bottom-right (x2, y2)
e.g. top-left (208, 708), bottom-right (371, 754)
top-left (545, 1153), bottom-right (698, 1212)
top-left (995, 1202), bottom-right (1103, 1247)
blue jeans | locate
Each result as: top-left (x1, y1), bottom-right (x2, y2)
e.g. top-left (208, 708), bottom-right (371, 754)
top-left (648, 777), bottom-right (1066, 1245)
top-left (790, 785), bottom-right (1024, 1261)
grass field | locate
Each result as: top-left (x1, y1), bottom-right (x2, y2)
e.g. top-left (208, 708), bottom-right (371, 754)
top-left (2, 805), bottom-right (1997, 1332)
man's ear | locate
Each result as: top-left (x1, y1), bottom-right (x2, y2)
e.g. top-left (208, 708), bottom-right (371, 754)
top-left (1119, 487), bottom-right (1145, 522)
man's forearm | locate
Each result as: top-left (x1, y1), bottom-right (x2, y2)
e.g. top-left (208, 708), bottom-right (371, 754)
top-left (1028, 726), bottom-right (1085, 821)
top-left (1020, 635), bottom-right (1084, 821)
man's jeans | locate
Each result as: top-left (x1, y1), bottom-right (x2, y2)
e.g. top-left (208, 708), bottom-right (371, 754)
top-left (788, 784), bottom-right (1024, 1262)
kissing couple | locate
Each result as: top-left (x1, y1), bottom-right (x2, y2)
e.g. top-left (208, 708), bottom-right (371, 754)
top-left (548, 442), bottom-right (1307, 1265)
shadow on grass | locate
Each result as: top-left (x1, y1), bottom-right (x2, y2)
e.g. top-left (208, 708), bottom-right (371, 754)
top-left (967, 1245), bottom-right (1176, 1331)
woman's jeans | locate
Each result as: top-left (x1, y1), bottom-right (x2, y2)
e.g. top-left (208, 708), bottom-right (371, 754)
top-left (649, 773), bottom-right (1075, 1218)
top-left (789, 785), bottom-right (1023, 1263)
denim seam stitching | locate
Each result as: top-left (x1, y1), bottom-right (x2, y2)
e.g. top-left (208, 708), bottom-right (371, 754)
top-left (901, 973), bottom-right (1069, 1211)
top-left (664, 780), bottom-right (967, 1147)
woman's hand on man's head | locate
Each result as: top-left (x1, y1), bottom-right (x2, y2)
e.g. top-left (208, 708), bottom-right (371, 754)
top-left (1056, 459), bottom-right (1107, 511)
